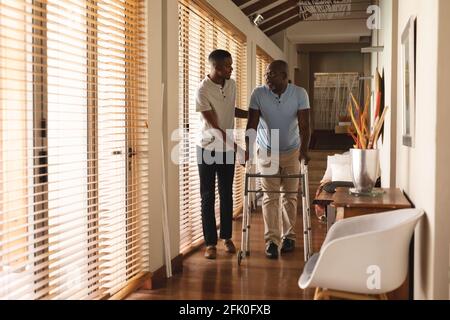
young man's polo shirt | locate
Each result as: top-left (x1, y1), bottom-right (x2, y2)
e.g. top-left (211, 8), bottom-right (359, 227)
top-left (196, 76), bottom-right (236, 152)
top-left (249, 84), bottom-right (310, 153)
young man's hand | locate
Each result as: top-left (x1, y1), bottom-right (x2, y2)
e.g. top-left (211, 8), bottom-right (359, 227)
top-left (237, 149), bottom-right (249, 168)
top-left (235, 145), bottom-right (248, 167)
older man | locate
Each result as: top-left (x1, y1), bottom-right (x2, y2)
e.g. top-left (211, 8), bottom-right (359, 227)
top-left (245, 60), bottom-right (311, 259)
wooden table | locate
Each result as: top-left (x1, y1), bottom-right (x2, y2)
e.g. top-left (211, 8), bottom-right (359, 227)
top-left (332, 187), bottom-right (412, 221)
top-left (313, 187), bottom-right (414, 300)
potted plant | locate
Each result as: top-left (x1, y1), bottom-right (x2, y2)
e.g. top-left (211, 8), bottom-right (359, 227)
top-left (347, 76), bottom-right (389, 194)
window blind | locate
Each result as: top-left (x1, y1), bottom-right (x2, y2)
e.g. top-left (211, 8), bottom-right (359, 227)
top-left (178, 0), bottom-right (247, 254)
top-left (0, 0), bottom-right (149, 299)
top-left (256, 46), bottom-right (273, 88)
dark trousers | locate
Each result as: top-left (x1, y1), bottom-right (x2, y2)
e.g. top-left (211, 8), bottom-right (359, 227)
top-left (197, 147), bottom-right (235, 247)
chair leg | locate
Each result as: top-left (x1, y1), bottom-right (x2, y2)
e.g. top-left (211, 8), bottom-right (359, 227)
top-left (314, 287), bottom-right (322, 300)
top-left (314, 287), bottom-right (329, 300)
top-left (314, 288), bottom-right (388, 301)
top-left (325, 290), bottom-right (379, 300)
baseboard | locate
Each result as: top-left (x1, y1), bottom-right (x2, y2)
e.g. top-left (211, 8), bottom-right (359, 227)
top-left (110, 272), bottom-right (151, 300)
top-left (233, 205), bottom-right (243, 219)
top-left (140, 254), bottom-right (184, 290)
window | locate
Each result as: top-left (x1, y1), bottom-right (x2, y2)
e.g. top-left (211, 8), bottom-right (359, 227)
top-left (178, 0), bottom-right (247, 254)
top-left (313, 73), bottom-right (360, 130)
top-left (0, 0), bottom-right (148, 299)
top-left (256, 46), bottom-right (273, 87)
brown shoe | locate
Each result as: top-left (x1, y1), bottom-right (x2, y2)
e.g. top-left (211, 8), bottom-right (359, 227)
top-left (205, 246), bottom-right (217, 259)
top-left (223, 239), bottom-right (236, 254)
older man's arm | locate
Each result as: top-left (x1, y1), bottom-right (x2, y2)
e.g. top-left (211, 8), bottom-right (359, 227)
top-left (298, 109), bottom-right (311, 165)
top-left (245, 109), bottom-right (261, 163)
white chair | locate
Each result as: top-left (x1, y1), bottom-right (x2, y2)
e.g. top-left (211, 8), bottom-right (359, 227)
top-left (298, 208), bottom-right (424, 300)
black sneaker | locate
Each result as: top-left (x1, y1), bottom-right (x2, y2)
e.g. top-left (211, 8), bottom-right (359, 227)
top-left (265, 242), bottom-right (279, 259)
top-left (280, 238), bottom-right (295, 254)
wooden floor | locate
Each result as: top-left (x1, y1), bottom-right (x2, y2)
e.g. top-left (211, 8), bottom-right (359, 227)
top-left (128, 213), bottom-right (325, 300)
top-left (128, 151), bottom-right (333, 300)
top-left (129, 210), bottom-right (327, 300)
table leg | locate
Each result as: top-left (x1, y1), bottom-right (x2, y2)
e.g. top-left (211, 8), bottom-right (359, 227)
top-left (336, 207), bottom-right (345, 221)
top-left (327, 205), bottom-right (336, 231)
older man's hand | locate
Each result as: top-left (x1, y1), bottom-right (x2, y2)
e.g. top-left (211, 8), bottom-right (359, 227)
top-left (299, 150), bottom-right (311, 165)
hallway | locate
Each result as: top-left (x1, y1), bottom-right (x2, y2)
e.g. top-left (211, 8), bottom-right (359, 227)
top-left (1, 0), bottom-right (450, 303)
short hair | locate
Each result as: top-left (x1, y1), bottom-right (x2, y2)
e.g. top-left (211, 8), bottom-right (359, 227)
top-left (269, 60), bottom-right (289, 77)
top-left (208, 49), bottom-right (232, 65)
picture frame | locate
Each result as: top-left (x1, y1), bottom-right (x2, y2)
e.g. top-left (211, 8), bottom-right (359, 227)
top-left (401, 16), bottom-right (417, 147)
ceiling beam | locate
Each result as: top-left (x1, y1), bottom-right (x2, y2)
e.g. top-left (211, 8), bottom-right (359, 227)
top-left (260, 6), bottom-right (299, 31)
top-left (298, 0), bottom-right (371, 7)
top-left (260, 0), bottom-right (298, 20)
top-left (232, 0), bottom-right (252, 7)
top-left (242, 0), bottom-right (278, 16)
top-left (265, 15), bottom-right (302, 36)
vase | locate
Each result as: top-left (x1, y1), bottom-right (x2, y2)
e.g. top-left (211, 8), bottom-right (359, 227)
top-left (350, 149), bottom-right (380, 193)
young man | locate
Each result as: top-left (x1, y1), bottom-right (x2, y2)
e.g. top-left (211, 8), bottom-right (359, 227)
top-left (245, 60), bottom-right (311, 259)
top-left (196, 49), bottom-right (248, 260)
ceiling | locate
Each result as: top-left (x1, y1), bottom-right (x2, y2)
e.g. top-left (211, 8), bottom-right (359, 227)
top-left (231, 0), bottom-right (373, 37)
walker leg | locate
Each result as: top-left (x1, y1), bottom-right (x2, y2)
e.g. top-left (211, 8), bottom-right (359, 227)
top-left (244, 193), bottom-right (251, 256)
top-left (301, 161), bottom-right (312, 261)
top-left (238, 193), bottom-right (248, 265)
top-left (303, 164), bottom-right (313, 258)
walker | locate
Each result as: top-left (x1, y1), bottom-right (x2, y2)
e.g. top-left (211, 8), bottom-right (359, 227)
top-left (237, 160), bottom-right (312, 265)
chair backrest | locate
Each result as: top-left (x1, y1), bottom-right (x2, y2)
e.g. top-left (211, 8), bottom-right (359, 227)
top-left (309, 209), bottom-right (424, 294)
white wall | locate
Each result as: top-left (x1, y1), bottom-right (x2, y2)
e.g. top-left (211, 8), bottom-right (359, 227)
top-left (371, 0), bottom-right (398, 188)
top-left (285, 38), bottom-right (298, 83)
top-left (373, 0), bottom-right (450, 300)
top-left (435, 0), bottom-right (450, 300)
top-left (165, 0), bottom-right (182, 266)
top-left (270, 30), bottom-right (286, 51)
top-left (147, 0), bottom-right (286, 274)
top-left (286, 19), bottom-right (371, 44)
top-left (268, 31), bottom-right (298, 81)
top-left (395, 0), bottom-right (439, 300)
top-left (147, 0), bottom-right (165, 272)
top-left (146, 0), bottom-right (184, 272)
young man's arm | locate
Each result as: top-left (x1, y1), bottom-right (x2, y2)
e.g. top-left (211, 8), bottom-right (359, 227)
top-left (298, 109), bottom-right (311, 165)
top-left (201, 110), bottom-right (239, 152)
